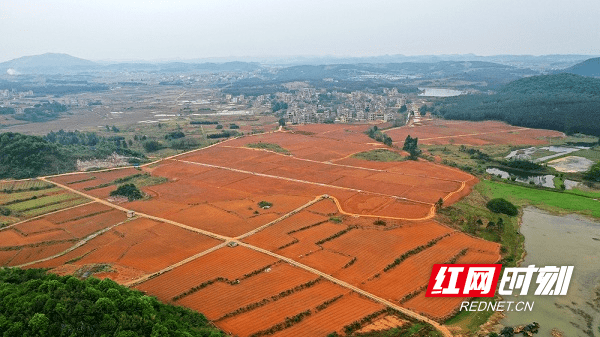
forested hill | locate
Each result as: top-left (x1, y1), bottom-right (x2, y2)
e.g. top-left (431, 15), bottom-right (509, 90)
top-left (0, 132), bottom-right (143, 179)
top-left (436, 73), bottom-right (600, 136)
top-left (561, 57), bottom-right (600, 77)
top-left (0, 268), bottom-right (224, 337)
top-left (500, 73), bottom-right (600, 95)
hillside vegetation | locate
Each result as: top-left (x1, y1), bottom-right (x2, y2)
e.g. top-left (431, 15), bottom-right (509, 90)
top-left (0, 268), bottom-right (224, 337)
top-left (437, 73), bottom-right (600, 136)
top-left (0, 132), bottom-right (143, 179)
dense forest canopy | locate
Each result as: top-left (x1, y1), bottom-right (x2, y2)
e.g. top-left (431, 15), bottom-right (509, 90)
top-left (436, 73), bottom-right (600, 136)
top-left (0, 268), bottom-right (224, 337)
top-left (0, 133), bottom-right (73, 179)
top-left (15, 102), bottom-right (68, 122)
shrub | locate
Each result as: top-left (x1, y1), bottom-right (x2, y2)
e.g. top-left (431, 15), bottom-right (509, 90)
top-left (142, 140), bottom-right (163, 152)
top-left (164, 131), bottom-right (185, 140)
top-left (373, 219), bottom-right (386, 226)
top-left (486, 198), bottom-right (518, 216)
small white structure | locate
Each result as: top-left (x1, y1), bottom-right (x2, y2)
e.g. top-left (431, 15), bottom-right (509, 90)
top-left (127, 211), bottom-right (135, 218)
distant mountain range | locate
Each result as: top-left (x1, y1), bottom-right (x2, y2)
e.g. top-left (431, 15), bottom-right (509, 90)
top-left (0, 53), bottom-right (96, 74)
top-left (1, 53), bottom-right (598, 75)
top-left (561, 57), bottom-right (600, 77)
top-left (0, 53), bottom-right (261, 74)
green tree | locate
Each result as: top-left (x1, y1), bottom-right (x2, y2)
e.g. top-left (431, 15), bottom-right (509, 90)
top-left (28, 313), bottom-right (49, 335)
top-left (486, 198), bottom-right (518, 216)
top-left (110, 184), bottom-right (144, 201)
top-left (402, 135), bottom-right (421, 160)
top-left (585, 162), bottom-right (600, 182)
top-left (278, 118), bottom-right (286, 127)
top-left (143, 140), bottom-right (163, 152)
top-left (398, 104), bottom-right (407, 113)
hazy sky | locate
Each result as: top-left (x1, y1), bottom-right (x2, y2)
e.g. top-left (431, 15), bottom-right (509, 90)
top-left (1, 0), bottom-right (599, 62)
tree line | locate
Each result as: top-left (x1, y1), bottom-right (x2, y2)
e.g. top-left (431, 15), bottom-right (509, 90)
top-left (436, 73), bottom-right (600, 136)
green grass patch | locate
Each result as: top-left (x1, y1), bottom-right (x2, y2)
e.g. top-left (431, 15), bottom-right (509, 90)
top-left (22, 198), bottom-right (89, 217)
top-left (445, 297), bottom-right (495, 332)
top-left (6, 193), bottom-right (83, 213)
top-left (478, 180), bottom-right (600, 218)
top-left (247, 142), bottom-right (290, 154)
top-left (85, 173), bottom-right (167, 191)
top-left (424, 144), bottom-right (514, 175)
top-left (565, 187), bottom-right (600, 199)
top-left (352, 149), bottom-right (404, 162)
top-left (0, 180), bottom-right (55, 192)
top-left (0, 187), bottom-right (63, 205)
top-left (329, 216), bottom-right (342, 224)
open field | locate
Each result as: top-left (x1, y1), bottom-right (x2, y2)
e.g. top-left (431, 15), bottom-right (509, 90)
top-left (47, 128), bottom-right (477, 238)
top-left (242, 199), bottom-right (501, 321)
top-left (1, 122), bottom-right (546, 335)
top-left (384, 119), bottom-right (564, 146)
top-left (27, 217), bottom-right (221, 283)
top-left (0, 202), bottom-right (121, 266)
top-left (478, 179), bottom-right (600, 218)
top-left (134, 245), bottom-right (428, 337)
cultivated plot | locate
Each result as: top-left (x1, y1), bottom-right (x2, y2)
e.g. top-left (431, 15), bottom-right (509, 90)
top-left (384, 120), bottom-right (564, 146)
top-left (242, 199), bottom-right (501, 320)
top-left (134, 245), bottom-right (424, 337)
top-left (26, 216), bottom-right (221, 283)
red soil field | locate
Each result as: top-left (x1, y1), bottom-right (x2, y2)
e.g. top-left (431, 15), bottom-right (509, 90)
top-left (272, 293), bottom-right (386, 337)
top-left (298, 249), bottom-right (355, 275)
top-left (322, 222), bottom-right (455, 284)
top-left (176, 263), bottom-right (318, 320)
top-left (403, 292), bottom-right (469, 321)
top-left (12, 218), bottom-right (57, 235)
top-left (50, 167), bottom-right (140, 187)
top-left (43, 202), bottom-right (113, 223)
top-left (0, 250), bottom-right (19, 265)
top-left (362, 233), bottom-right (501, 302)
top-left (175, 143), bottom-right (471, 213)
top-left (305, 198), bottom-right (339, 215)
top-left (385, 120), bottom-right (563, 146)
top-left (290, 123), bottom-right (372, 135)
top-left (8, 242), bottom-right (74, 266)
top-left (277, 222), bottom-right (346, 259)
top-left (13, 123), bottom-right (510, 326)
top-left (60, 209), bottom-right (127, 238)
top-left (217, 282), bottom-right (347, 336)
top-left (188, 131), bottom-right (382, 162)
top-left (29, 218), bottom-right (221, 282)
top-left (146, 159), bottom-right (214, 178)
top-left (337, 193), bottom-right (432, 219)
top-left (128, 174), bottom-right (314, 236)
top-left (0, 227), bottom-right (74, 247)
top-left (5, 203), bottom-right (126, 252)
top-left (135, 246), bottom-right (278, 301)
top-left (242, 210), bottom-right (330, 251)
